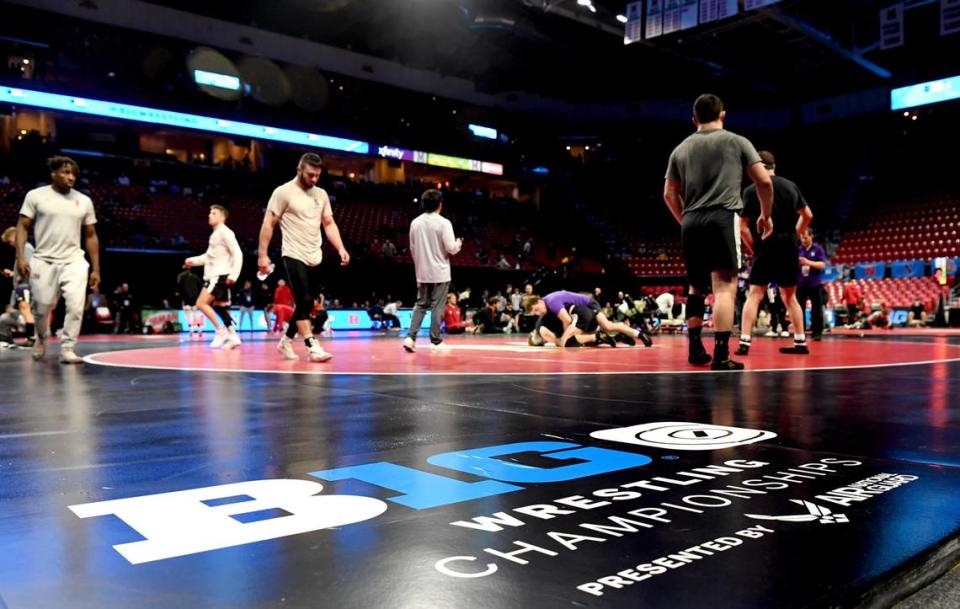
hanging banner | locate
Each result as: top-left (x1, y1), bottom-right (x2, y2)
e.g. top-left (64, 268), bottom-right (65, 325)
top-left (679, 0), bottom-right (699, 30)
top-left (744, 0), bottom-right (781, 9)
top-left (942, 0), bottom-right (960, 35)
top-left (880, 4), bottom-right (905, 49)
top-left (700, 0), bottom-right (738, 24)
top-left (645, 0), bottom-right (664, 39)
top-left (624, 1), bottom-right (644, 44)
top-left (662, 0), bottom-right (681, 36)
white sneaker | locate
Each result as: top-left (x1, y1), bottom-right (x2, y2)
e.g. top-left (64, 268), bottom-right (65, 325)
top-left (307, 342), bottom-right (333, 362)
top-left (763, 330), bottom-right (777, 337)
top-left (224, 332), bottom-right (242, 350)
top-left (431, 342), bottom-right (451, 352)
top-left (59, 348), bottom-right (84, 364)
top-left (210, 328), bottom-right (228, 348)
top-left (403, 337), bottom-right (416, 353)
top-left (276, 336), bottom-right (298, 360)
top-left (780, 331), bottom-right (790, 338)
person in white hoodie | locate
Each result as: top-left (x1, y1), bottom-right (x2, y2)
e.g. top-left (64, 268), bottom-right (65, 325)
top-left (186, 205), bottom-right (243, 349)
top-left (403, 189), bottom-right (462, 352)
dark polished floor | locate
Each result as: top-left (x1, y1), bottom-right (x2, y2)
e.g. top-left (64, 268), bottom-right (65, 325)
top-left (1, 332), bottom-right (959, 609)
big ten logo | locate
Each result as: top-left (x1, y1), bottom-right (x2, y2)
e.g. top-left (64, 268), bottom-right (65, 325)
top-left (70, 441), bottom-right (652, 564)
top-left (348, 314), bottom-right (360, 325)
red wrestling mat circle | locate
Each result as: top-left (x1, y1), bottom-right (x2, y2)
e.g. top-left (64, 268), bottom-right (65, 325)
top-left (82, 334), bottom-right (960, 375)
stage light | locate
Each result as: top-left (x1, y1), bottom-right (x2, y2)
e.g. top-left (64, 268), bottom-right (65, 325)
top-left (616, 14), bottom-right (628, 23)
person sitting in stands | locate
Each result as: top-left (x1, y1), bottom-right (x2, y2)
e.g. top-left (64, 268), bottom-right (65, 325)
top-left (443, 293), bottom-right (470, 334)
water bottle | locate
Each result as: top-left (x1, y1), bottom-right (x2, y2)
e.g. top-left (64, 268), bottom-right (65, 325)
top-left (256, 263), bottom-right (275, 282)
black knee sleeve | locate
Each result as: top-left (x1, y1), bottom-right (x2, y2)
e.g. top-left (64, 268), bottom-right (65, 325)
top-left (213, 305), bottom-right (233, 327)
top-left (687, 294), bottom-right (706, 320)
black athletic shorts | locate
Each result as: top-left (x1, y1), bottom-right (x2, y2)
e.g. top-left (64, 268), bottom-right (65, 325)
top-left (282, 256), bottom-right (325, 311)
top-left (203, 275), bottom-right (231, 303)
top-left (538, 311), bottom-right (564, 337)
top-left (749, 234), bottom-right (800, 288)
top-left (570, 297), bottom-right (602, 333)
top-left (681, 207), bottom-right (741, 292)
top-left (13, 284), bottom-right (31, 305)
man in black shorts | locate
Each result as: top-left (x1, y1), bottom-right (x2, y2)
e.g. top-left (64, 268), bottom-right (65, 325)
top-left (664, 94), bottom-right (773, 370)
top-left (258, 152), bottom-right (350, 362)
top-left (737, 151), bottom-right (814, 355)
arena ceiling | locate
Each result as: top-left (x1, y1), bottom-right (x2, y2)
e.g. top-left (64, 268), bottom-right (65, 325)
top-left (131, 0), bottom-right (960, 106)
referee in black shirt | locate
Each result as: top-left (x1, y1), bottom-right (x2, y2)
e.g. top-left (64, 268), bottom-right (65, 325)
top-left (737, 151), bottom-right (814, 355)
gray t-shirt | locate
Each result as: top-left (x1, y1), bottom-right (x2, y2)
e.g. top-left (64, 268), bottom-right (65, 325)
top-left (19, 185), bottom-right (97, 264)
top-left (665, 129), bottom-right (762, 214)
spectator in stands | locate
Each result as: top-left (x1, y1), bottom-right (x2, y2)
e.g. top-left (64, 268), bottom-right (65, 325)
top-left (312, 294), bottom-right (332, 336)
top-left (507, 284), bottom-right (522, 312)
top-left (381, 239), bottom-right (398, 258)
top-left (762, 285), bottom-right (789, 338)
top-left (176, 265), bottom-right (203, 339)
top-left (909, 299), bottom-right (927, 328)
top-left (443, 293), bottom-right (469, 334)
top-left (842, 280), bottom-right (862, 327)
top-left (256, 282), bottom-right (272, 330)
top-left (496, 254), bottom-right (511, 270)
top-left (522, 238), bottom-right (533, 258)
top-left (474, 297), bottom-right (508, 334)
top-left (273, 279), bottom-right (293, 308)
top-left (237, 280), bottom-right (256, 332)
top-left (382, 299), bottom-right (402, 331)
top-left (113, 283), bottom-right (137, 334)
top-left (797, 227), bottom-right (827, 340)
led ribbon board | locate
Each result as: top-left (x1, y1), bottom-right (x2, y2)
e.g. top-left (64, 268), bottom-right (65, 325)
top-left (0, 86), bottom-right (368, 154)
top-left (375, 145), bottom-right (504, 176)
top-left (891, 75), bottom-right (960, 110)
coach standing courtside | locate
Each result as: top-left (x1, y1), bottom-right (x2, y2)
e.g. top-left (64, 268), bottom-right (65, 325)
top-left (663, 95), bottom-right (774, 370)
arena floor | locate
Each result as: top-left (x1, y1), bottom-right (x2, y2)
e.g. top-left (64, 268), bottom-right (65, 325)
top-left (2, 330), bottom-right (959, 609)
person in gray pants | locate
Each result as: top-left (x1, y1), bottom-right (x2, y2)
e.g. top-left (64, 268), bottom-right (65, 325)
top-left (403, 189), bottom-right (462, 352)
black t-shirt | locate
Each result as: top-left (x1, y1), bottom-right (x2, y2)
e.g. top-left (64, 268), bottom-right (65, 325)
top-left (742, 175), bottom-right (807, 238)
top-left (910, 303), bottom-right (924, 317)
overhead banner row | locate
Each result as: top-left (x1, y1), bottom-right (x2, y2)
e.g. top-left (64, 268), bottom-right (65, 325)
top-left (624, 0), bottom-right (780, 44)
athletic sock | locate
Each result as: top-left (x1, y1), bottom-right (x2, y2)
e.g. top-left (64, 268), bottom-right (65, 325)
top-left (304, 335), bottom-right (316, 348)
top-left (793, 333), bottom-right (806, 344)
top-left (739, 334), bottom-right (751, 344)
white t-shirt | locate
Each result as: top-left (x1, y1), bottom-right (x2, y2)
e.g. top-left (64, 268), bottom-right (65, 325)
top-left (19, 185), bottom-right (96, 264)
top-left (656, 292), bottom-right (674, 315)
top-left (186, 224), bottom-right (244, 282)
top-left (267, 179), bottom-right (332, 266)
top-left (409, 212), bottom-right (461, 284)
top-left (384, 302), bottom-right (398, 316)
